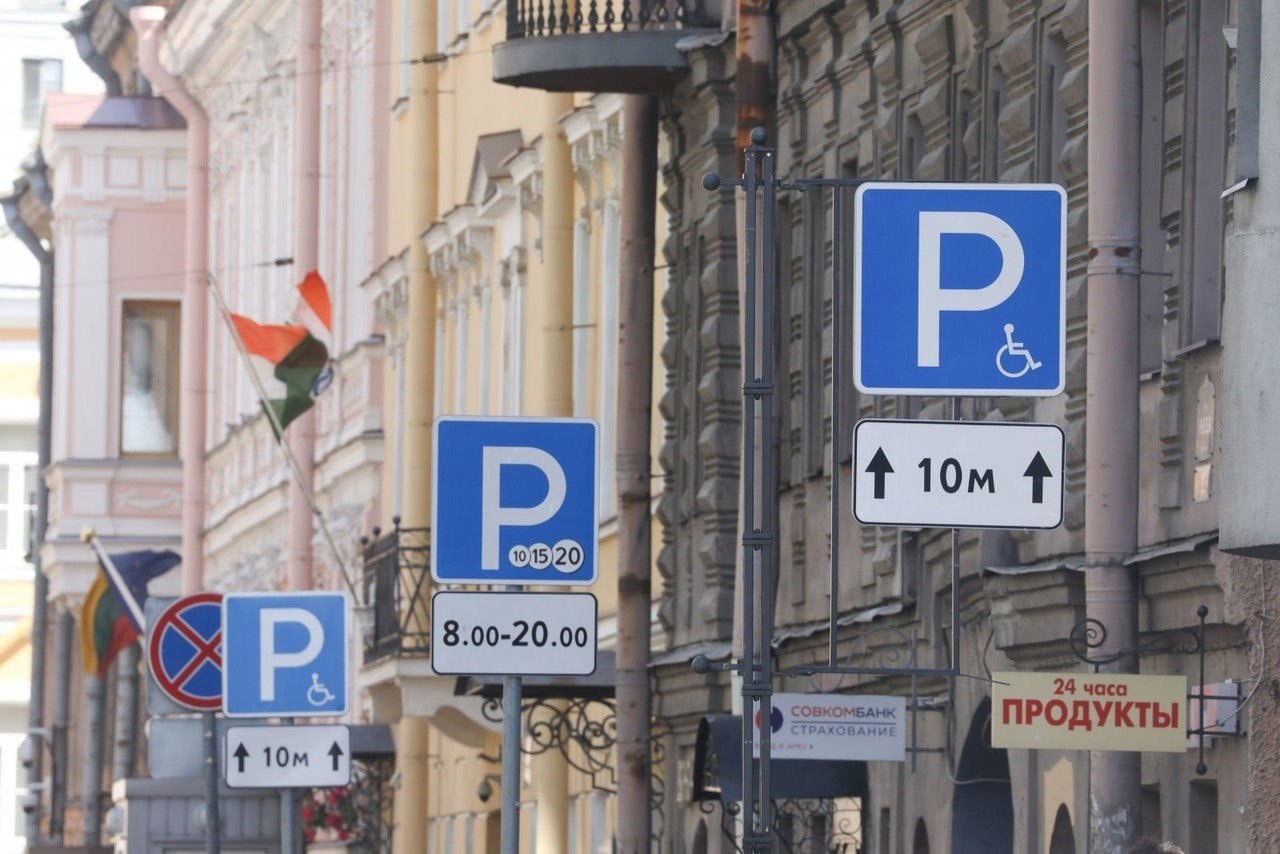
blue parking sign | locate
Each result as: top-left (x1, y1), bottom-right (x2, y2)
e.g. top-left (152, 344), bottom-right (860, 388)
top-left (432, 417), bottom-right (598, 585)
top-left (855, 183), bottom-right (1066, 397)
top-left (222, 592), bottom-right (348, 717)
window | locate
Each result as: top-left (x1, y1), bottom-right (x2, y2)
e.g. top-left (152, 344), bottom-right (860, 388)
top-left (598, 202), bottom-right (620, 518)
top-left (0, 457), bottom-right (36, 564)
top-left (985, 64), bottom-right (1008, 179)
top-left (22, 58), bottom-right (62, 129)
top-left (120, 302), bottom-right (179, 456)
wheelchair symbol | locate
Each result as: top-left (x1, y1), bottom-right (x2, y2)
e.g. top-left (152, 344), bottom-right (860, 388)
top-left (307, 672), bottom-right (336, 707)
top-left (996, 323), bottom-right (1042, 378)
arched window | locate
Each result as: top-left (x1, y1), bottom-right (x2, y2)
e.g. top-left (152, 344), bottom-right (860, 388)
top-left (913, 818), bottom-right (931, 854)
top-left (1048, 804), bottom-right (1075, 854)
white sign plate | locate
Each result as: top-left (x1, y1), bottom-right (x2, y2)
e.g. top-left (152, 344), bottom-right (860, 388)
top-left (853, 419), bottom-right (1064, 529)
top-left (225, 724), bottom-right (350, 789)
top-left (753, 693), bottom-right (906, 761)
top-left (430, 591), bottom-right (597, 676)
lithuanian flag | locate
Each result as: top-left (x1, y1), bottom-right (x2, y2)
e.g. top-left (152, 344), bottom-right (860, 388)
top-left (80, 549), bottom-right (180, 676)
top-left (229, 271), bottom-right (334, 435)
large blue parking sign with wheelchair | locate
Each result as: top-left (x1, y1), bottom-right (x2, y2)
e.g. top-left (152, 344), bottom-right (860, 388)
top-left (433, 417), bottom-right (598, 586)
top-left (222, 592), bottom-right (348, 717)
top-left (855, 183), bottom-right (1066, 397)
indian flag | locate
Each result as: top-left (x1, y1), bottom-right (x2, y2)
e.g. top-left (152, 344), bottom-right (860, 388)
top-left (230, 271), bottom-right (334, 435)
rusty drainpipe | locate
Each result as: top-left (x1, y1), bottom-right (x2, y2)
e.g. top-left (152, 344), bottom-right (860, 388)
top-left (1085, 0), bottom-right (1143, 849)
top-left (131, 6), bottom-right (209, 596)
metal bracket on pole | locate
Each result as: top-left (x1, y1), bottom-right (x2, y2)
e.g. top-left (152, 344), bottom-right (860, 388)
top-left (1069, 604), bottom-right (1243, 775)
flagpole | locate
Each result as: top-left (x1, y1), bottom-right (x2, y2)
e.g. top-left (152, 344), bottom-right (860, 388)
top-left (206, 273), bottom-right (359, 601)
top-left (80, 528), bottom-right (145, 629)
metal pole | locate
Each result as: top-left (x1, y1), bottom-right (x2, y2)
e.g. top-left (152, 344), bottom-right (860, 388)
top-left (614, 92), bottom-right (659, 854)
top-left (203, 711), bottom-right (220, 854)
top-left (2, 166), bottom-right (54, 844)
top-left (739, 139), bottom-right (760, 850)
top-left (1086, 1), bottom-right (1142, 849)
top-left (828, 185), bottom-right (843, 668)
top-left (281, 717), bottom-right (300, 854)
top-left (111, 645), bottom-right (138, 781)
top-left (757, 140), bottom-right (778, 845)
top-left (500, 673), bottom-right (521, 854)
top-left (50, 610), bottom-right (72, 843)
top-left (82, 672), bottom-right (105, 846)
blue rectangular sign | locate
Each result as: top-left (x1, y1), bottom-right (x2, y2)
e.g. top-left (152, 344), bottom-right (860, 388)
top-left (432, 416), bottom-right (598, 585)
top-left (855, 183), bottom-right (1066, 397)
top-left (222, 592), bottom-right (348, 717)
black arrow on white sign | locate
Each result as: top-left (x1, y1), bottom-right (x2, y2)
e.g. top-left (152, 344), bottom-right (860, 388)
top-left (865, 447), bottom-right (894, 499)
top-left (1023, 452), bottom-right (1053, 504)
top-left (328, 741), bottom-right (344, 771)
top-left (233, 743), bottom-right (249, 773)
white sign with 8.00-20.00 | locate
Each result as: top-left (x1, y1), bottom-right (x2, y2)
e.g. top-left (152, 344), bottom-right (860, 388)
top-left (752, 693), bottom-right (905, 762)
top-left (430, 591), bottom-right (597, 676)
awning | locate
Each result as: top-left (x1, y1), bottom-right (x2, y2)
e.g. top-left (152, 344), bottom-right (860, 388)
top-left (692, 715), bottom-right (869, 802)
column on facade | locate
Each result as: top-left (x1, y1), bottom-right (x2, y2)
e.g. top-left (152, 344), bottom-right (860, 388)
top-left (391, 0), bottom-right (439, 846)
top-left (532, 90), bottom-right (576, 854)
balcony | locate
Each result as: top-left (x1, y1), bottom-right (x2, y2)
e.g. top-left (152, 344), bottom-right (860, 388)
top-left (360, 523), bottom-right (430, 663)
top-left (358, 523), bottom-right (494, 743)
top-left (493, 0), bottom-right (722, 94)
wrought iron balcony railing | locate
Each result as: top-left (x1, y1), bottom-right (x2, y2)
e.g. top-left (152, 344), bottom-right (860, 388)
top-left (506, 0), bottom-right (717, 39)
top-left (360, 523), bottom-right (430, 663)
top-left (494, 0), bottom-right (722, 93)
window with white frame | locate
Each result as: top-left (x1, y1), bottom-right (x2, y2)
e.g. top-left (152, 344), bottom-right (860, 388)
top-left (572, 218), bottom-right (591, 418)
top-left (500, 259), bottom-right (524, 415)
top-left (120, 301), bottom-right (180, 456)
top-left (0, 454), bottom-right (36, 573)
top-left (21, 58), bottom-right (61, 129)
top-left (598, 201), bottom-right (620, 518)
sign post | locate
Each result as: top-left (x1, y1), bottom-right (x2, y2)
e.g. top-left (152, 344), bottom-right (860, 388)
top-left (148, 594), bottom-right (224, 854)
top-left (432, 416), bottom-right (599, 854)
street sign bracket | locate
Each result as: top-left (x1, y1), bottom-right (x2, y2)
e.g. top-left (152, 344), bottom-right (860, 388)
top-left (1069, 604), bottom-right (1238, 777)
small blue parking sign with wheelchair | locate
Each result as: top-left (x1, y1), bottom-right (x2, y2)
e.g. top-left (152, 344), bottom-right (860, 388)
top-left (432, 416), bottom-right (598, 586)
top-left (854, 183), bottom-right (1066, 397)
top-left (222, 592), bottom-right (348, 717)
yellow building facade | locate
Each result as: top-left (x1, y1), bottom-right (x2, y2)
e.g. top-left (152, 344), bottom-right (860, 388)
top-left (364, 2), bottom-right (664, 851)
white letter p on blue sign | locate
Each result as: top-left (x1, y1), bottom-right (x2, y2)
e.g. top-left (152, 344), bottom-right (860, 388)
top-left (222, 592), bottom-right (349, 717)
top-left (855, 183), bottom-right (1065, 397)
top-left (433, 417), bottom-right (599, 586)
top-left (481, 445), bottom-right (567, 570)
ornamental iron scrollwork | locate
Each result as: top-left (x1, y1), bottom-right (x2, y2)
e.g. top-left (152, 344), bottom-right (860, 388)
top-left (1068, 605), bottom-right (1242, 776)
top-left (481, 696), bottom-right (668, 844)
top-left (704, 798), bottom-right (863, 853)
top-left (1067, 608), bottom-right (1204, 667)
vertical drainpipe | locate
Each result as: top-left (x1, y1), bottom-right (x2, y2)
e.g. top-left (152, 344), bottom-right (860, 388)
top-left (50, 612), bottom-right (71, 843)
top-left (392, 0), bottom-right (438, 848)
top-left (2, 163), bottom-right (54, 844)
top-left (613, 93), bottom-right (658, 854)
top-left (131, 6), bottom-right (209, 596)
top-left (1085, 1), bottom-right (1142, 849)
top-left (534, 89), bottom-right (576, 854)
top-left (288, 0), bottom-right (322, 592)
